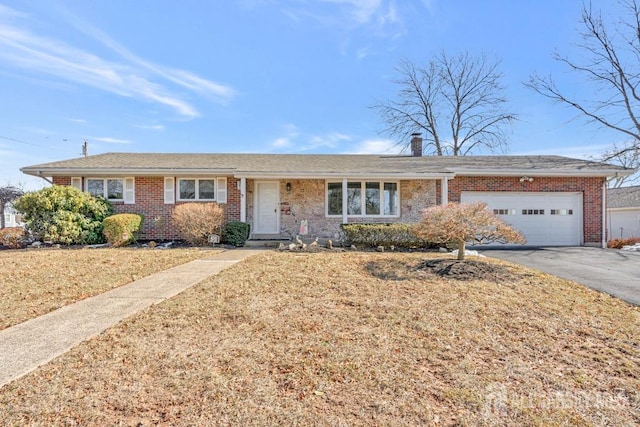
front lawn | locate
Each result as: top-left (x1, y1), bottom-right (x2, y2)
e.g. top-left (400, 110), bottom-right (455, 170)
top-left (0, 248), bottom-right (218, 330)
top-left (1, 251), bottom-right (638, 425)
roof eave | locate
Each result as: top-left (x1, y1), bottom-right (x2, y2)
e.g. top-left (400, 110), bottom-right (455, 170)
top-left (20, 167), bottom-right (238, 177)
top-left (234, 171), bottom-right (455, 179)
top-left (452, 169), bottom-right (635, 177)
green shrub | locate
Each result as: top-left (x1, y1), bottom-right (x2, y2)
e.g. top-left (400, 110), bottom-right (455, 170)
top-left (13, 185), bottom-right (112, 245)
top-left (103, 213), bottom-right (143, 247)
top-left (0, 227), bottom-right (25, 249)
top-left (341, 223), bottom-right (433, 248)
top-left (172, 203), bottom-right (224, 245)
top-left (607, 237), bottom-right (640, 249)
top-left (223, 221), bottom-right (251, 247)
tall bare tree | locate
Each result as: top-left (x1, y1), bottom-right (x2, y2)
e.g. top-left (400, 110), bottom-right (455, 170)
top-left (372, 51), bottom-right (516, 156)
top-left (0, 185), bottom-right (24, 228)
top-left (525, 0), bottom-right (640, 184)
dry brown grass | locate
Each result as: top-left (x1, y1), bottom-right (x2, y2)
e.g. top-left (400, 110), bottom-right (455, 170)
top-left (1, 251), bottom-right (639, 426)
top-left (0, 247), bottom-right (218, 330)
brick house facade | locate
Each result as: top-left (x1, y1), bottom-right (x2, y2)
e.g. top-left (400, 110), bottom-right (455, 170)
top-left (29, 152), bottom-right (632, 247)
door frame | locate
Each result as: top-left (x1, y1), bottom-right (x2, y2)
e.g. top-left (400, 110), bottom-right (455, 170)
top-left (253, 180), bottom-right (280, 234)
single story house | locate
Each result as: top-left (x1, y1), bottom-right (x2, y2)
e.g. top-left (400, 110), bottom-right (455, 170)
top-left (21, 140), bottom-right (634, 247)
top-left (607, 185), bottom-right (640, 239)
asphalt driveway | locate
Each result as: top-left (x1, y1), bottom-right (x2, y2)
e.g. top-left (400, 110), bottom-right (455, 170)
top-left (481, 247), bottom-right (640, 306)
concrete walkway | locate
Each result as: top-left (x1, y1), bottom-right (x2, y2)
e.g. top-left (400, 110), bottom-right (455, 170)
top-left (0, 249), bottom-right (264, 388)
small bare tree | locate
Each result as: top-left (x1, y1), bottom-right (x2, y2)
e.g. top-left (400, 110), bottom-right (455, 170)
top-left (372, 51), bottom-right (516, 155)
top-left (597, 142), bottom-right (640, 187)
top-left (414, 202), bottom-right (526, 260)
top-left (525, 0), bottom-right (640, 172)
top-left (0, 185), bottom-right (24, 229)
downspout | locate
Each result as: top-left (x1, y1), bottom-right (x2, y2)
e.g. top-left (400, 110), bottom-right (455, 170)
top-left (602, 179), bottom-right (607, 248)
top-left (37, 172), bottom-right (53, 185)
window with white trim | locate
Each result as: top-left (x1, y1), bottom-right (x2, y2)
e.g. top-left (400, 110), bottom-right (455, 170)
top-left (327, 181), bottom-right (399, 217)
top-left (177, 178), bottom-right (216, 201)
top-left (87, 178), bottom-right (124, 201)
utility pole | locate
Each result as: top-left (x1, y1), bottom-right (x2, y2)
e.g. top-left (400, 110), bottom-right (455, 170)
top-left (82, 140), bottom-right (88, 157)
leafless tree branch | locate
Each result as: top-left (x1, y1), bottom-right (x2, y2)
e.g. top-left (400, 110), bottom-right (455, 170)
top-left (372, 51), bottom-right (516, 156)
top-left (525, 0), bottom-right (640, 180)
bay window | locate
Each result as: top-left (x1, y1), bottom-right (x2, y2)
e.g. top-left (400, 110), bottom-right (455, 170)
top-left (327, 181), bottom-right (399, 217)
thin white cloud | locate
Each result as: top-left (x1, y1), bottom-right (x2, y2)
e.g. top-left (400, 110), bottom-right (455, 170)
top-left (269, 123), bottom-right (299, 149)
top-left (303, 132), bottom-right (352, 151)
top-left (0, 5), bottom-right (236, 118)
top-left (283, 0), bottom-right (407, 56)
top-left (64, 14), bottom-right (236, 103)
top-left (272, 137), bottom-right (292, 148)
top-left (91, 137), bottom-right (132, 144)
top-left (136, 124), bottom-right (165, 131)
top-left (269, 124), bottom-right (353, 152)
top-left (320, 0), bottom-right (383, 25)
top-left (343, 138), bottom-right (399, 154)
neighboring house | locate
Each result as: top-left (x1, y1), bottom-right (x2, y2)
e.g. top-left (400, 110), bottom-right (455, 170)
top-left (607, 186), bottom-right (640, 239)
top-left (20, 140), bottom-right (634, 247)
top-left (3, 203), bottom-right (23, 228)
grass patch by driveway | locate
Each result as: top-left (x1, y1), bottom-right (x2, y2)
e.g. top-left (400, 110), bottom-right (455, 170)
top-left (1, 251), bottom-right (639, 425)
top-left (0, 248), bottom-right (218, 330)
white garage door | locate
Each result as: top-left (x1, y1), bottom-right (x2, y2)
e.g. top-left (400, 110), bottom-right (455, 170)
top-left (461, 192), bottom-right (583, 246)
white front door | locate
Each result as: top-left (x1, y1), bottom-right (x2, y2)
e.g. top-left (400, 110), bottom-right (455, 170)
top-left (254, 181), bottom-right (280, 234)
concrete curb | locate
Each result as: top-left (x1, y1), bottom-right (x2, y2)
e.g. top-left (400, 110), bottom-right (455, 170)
top-left (0, 249), bottom-right (265, 388)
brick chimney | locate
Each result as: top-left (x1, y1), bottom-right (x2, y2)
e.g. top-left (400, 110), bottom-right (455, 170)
top-left (410, 133), bottom-right (423, 157)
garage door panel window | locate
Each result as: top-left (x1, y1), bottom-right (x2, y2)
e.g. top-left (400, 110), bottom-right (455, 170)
top-left (493, 209), bottom-right (516, 215)
top-left (522, 209), bottom-right (545, 215)
top-left (551, 209), bottom-right (573, 215)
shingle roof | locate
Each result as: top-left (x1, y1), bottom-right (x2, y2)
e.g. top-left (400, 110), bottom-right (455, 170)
top-left (20, 152), bottom-right (634, 178)
top-left (608, 186), bottom-right (640, 209)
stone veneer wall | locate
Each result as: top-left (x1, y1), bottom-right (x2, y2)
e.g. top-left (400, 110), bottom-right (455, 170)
top-left (245, 179), bottom-right (437, 240)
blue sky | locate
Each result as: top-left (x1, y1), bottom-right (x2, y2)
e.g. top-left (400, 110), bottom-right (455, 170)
top-left (0, 0), bottom-right (628, 190)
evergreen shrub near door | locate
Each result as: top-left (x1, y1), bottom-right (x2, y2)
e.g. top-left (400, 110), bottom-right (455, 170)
top-left (223, 221), bottom-right (251, 247)
top-left (341, 223), bottom-right (432, 248)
